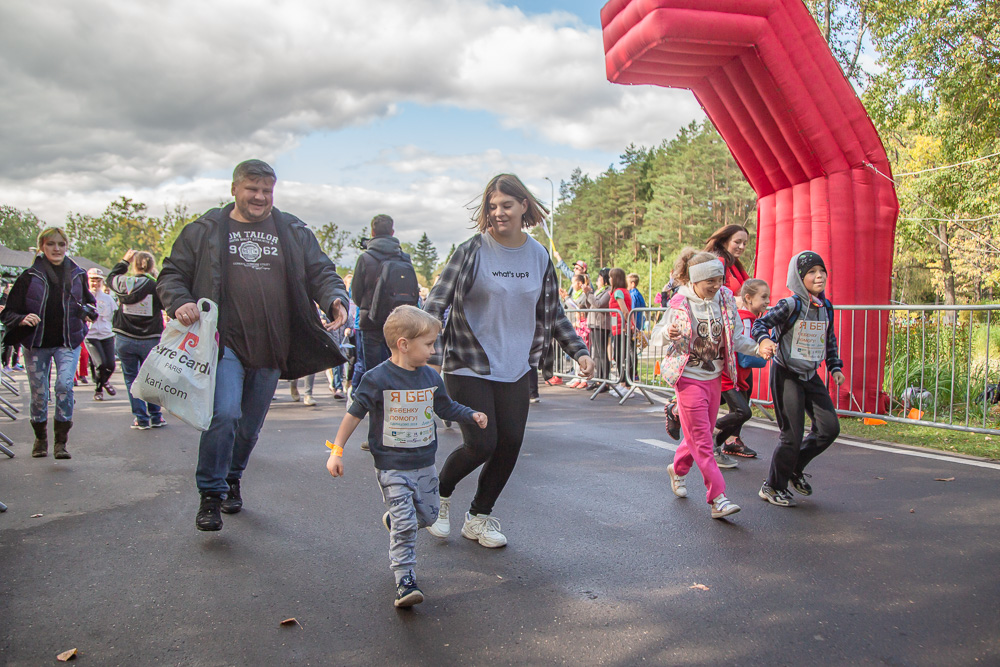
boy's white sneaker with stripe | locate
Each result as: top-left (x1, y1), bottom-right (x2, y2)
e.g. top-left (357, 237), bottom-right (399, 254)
top-left (667, 464), bottom-right (687, 498)
top-left (710, 494), bottom-right (741, 519)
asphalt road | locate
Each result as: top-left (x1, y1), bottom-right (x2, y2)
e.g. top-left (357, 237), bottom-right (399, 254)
top-left (1, 372), bottom-right (998, 666)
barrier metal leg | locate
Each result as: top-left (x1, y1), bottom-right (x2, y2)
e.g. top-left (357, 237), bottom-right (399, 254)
top-left (0, 430), bottom-right (13, 458)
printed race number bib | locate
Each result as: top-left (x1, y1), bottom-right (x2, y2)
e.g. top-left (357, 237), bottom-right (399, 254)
top-left (791, 319), bottom-right (826, 362)
top-left (382, 387), bottom-right (437, 448)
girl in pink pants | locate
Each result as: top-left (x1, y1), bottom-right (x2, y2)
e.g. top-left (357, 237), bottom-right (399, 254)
top-left (659, 248), bottom-right (774, 519)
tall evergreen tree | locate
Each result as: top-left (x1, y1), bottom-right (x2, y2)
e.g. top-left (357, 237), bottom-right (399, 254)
top-left (412, 233), bottom-right (439, 285)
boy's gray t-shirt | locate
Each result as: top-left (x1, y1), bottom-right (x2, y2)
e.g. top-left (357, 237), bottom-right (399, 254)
top-left (348, 360), bottom-right (476, 470)
top-left (452, 232), bottom-right (548, 382)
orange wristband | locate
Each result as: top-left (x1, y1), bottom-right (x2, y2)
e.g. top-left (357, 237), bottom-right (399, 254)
top-left (326, 440), bottom-right (344, 457)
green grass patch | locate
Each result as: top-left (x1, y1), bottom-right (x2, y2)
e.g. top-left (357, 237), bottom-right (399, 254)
top-left (750, 405), bottom-right (1000, 460)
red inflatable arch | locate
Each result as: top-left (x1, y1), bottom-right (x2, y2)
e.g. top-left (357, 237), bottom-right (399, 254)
top-left (602, 0), bottom-right (899, 412)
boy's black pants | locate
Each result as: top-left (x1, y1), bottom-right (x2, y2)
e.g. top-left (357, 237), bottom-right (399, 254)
top-left (768, 363), bottom-right (840, 491)
top-left (715, 388), bottom-right (752, 446)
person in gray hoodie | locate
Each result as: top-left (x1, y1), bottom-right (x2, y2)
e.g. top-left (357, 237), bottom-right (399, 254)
top-left (751, 251), bottom-right (845, 507)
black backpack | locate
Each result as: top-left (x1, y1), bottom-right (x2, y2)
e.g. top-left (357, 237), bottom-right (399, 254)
top-left (368, 254), bottom-right (420, 326)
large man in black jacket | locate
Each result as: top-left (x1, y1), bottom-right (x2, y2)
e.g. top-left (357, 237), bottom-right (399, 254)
top-left (350, 214), bottom-right (410, 385)
top-left (158, 159), bottom-right (348, 532)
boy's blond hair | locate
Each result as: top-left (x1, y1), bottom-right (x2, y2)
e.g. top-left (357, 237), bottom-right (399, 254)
top-left (627, 273), bottom-right (639, 286)
top-left (383, 305), bottom-right (442, 351)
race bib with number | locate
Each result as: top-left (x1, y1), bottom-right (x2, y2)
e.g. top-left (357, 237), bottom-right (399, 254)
top-left (791, 318), bottom-right (827, 362)
top-left (382, 387), bottom-right (437, 448)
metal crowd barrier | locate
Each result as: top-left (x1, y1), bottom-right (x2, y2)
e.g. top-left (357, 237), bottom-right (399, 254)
top-left (555, 304), bottom-right (1000, 436)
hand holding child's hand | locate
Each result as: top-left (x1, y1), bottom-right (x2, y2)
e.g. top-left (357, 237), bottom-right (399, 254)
top-left (832, 371), bottom-right (846, 386)
top-left (473, 412), bottom-right (488, 429)
top-left (327, 454), bottom-right (344, 477)
top-left (667, 323), bottom-right (681, 341)
top-left (758, 339), bottom-right (776, 359)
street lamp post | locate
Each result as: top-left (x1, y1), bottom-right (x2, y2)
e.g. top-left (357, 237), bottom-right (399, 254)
top-left (642, 245), bottom-right (652, 313)
top-left (543, 176), bottom-right (558, 286)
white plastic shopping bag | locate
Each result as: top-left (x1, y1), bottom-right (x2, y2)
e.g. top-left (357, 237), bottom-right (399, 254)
top-left (135, 298), bottom-right (219, 431)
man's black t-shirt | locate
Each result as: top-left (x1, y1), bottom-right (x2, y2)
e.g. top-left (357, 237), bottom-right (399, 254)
top-left (219, 215), bottom-right (290, 370)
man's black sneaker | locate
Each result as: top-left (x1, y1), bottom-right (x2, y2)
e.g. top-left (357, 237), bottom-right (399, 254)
top-left (220, 480), bottom-right (243, 514)
top-left (722, 437), bottom-right (757, 458)
top-left (758, 483), bottom-right (796, 507)
top-left (196, 494), bottom-right (223, 531)
top-left (394, 575), bottom-right (424, 608)
top-left (790, 472), bottom-right (813, 496)
top-left (665, 402), bottom-right (681, 440)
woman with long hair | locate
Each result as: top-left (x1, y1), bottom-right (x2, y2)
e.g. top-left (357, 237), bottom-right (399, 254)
top-left (1, 227), bottom-right (96, 458)
top-left (108, 249), bottom-right (166, 429)
top-left (423, 174), bottom-right (594, 547)
top-left (703, 224), bottom-right (751, 296)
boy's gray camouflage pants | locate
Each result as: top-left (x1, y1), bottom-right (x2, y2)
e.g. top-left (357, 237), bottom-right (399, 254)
top-left (377, 466), bottom-right (439, 584)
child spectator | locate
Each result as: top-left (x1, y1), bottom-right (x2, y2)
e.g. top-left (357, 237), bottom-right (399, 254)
top-left (661, 249), bottom-right (773, 519)
top-left (627, 273), bottom-right (646, 332)
top-left (717, 279), bottom-right (771, 459)
top-left (561, 273), bottom-right (591, 388)
top-left (325, 305), bottom-right (487, 607)
top-left (751, 251), bottom-right (844, 507)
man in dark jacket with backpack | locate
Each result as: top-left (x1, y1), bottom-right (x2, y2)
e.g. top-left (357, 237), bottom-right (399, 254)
top-left (350, 214), bottom-right (419, 385)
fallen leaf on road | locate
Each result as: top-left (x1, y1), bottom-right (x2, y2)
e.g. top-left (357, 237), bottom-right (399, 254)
top-left (30, 514), bottom-right (43, 518)
top-left (934, 477), bottom-right (955, 482)
top-left (909, 509), bottom-right (915, 513)
top-left (874, 477), bottom-right (885, 480)
top-left (689, 583), bottom-right (710, 591)
top-left (280, 618), bottom-right (301, 628)
top-left (56, 648), bottom-right (78, 661)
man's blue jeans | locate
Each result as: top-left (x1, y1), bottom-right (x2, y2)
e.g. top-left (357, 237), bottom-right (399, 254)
top-left (23, 346), bottom-right (80, 423)
top-left (196, 346), bottom-right (281, 495)
top-left (116, 335), bottom-right (163, 425)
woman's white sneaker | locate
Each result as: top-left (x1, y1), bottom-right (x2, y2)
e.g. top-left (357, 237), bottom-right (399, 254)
top-left (426, 496), bottom-right (451, 538)
top-left (461, 512), bottom-right (507, 548)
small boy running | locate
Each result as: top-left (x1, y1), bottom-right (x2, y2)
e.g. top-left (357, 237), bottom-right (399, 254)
top-left (751, 251), bottom-right (845, 507)
top-left (326, 305), bottom-right (487, 607)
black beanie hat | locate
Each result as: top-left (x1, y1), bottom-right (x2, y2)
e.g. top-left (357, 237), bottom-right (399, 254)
top-left (797, 251), bottom-right (826, 280)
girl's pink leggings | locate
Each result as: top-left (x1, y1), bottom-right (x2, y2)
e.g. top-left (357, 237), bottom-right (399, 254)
top-left (672, 376), bottom-right (725, 504)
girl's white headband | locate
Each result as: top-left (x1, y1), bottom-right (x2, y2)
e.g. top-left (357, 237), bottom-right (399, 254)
top-left (689, 259), bottom-right (725, 283)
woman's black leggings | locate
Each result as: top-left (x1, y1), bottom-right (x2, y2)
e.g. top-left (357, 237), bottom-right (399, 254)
top-left (441, 371), bottom-right (531, 516)
top-left (590, 327), bottom-right (611, 381)
top-left (715, 388), bottom-right (752, 446)
top-left (84, 337), bottom-right (116, 389)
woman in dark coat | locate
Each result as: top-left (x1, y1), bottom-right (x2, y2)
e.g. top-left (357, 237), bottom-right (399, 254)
top-left (1, 227), bottom-right (95, 458)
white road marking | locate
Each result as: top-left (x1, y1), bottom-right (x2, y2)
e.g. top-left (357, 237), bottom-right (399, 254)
top-left (636, 438), bottom-right (677, 452)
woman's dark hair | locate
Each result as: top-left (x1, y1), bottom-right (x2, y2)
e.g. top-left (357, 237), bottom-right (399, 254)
top-left (703, 224), bottom-right (749, 273)
top-left (609, 267), bottom-right (627, 291)
top-left (597, 267), bottom-right (611, 286)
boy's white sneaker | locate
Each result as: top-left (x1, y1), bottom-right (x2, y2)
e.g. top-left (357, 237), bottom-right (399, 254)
top-left (710, 494), bottom-right (741, 519)
top-left (426, 496), bottom-right (450, 538)
top-left (667, 464), bottom-right (687, 498)
top-left (461, 512), bottom-right (507, 548)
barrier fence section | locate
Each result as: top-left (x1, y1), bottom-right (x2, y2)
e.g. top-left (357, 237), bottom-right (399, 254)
top-left (559, 305), bottom-right (1000, 436)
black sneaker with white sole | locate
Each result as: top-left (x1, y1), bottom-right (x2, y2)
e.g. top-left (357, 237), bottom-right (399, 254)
top-left (790, 472), bottom-right (813, 496)
top-left (394, 575), bottom-right (424, 608)
top-left (758, 483), bottom-right (796, 507)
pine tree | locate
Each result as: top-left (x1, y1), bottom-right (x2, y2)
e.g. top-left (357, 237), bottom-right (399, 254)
top-left (412, 233), bottom-right (439, 285)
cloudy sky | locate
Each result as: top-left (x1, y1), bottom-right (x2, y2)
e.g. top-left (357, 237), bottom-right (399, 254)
top-left (0, 0), bottom-right (704, 260)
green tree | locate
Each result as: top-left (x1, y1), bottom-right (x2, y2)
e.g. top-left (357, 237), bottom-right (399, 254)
top-left (412, 233), bottom-right (439, 285)
top-left (0, 205), bottom-right (44, 251)
top-left (315, 222), bottom-right (352, 265)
